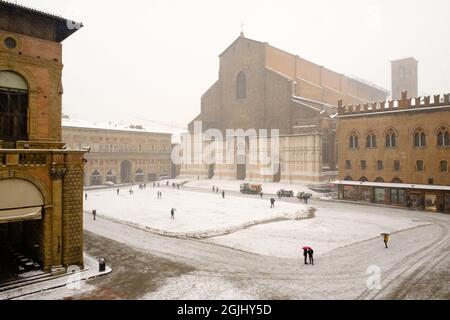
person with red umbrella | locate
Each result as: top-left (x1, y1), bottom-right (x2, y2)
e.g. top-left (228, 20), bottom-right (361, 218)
top-left (302, 246), bottom-right (311, 265)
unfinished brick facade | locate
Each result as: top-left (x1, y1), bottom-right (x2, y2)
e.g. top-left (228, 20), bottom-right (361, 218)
top-left (180, 35), bottom-right (389, 184)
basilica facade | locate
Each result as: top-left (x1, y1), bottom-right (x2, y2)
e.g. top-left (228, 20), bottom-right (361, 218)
top-left (179, 34), bottom-right (389, 184)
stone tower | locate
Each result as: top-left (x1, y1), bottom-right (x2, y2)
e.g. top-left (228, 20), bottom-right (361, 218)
top-left (391, 57), bottom-right (418, 100)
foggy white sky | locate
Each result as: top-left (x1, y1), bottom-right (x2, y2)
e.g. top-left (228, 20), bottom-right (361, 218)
top-left (19, 0), bottom-right (450, 130)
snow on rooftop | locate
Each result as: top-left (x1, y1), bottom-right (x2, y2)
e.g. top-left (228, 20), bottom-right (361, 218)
top-left (62, 118), bottom-right (176, 135)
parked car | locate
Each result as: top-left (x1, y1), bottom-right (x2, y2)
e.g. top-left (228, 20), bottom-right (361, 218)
top-left (240, 183), bottom-right (262, 194)
top-left (277, 189), bottom-right (294, 197)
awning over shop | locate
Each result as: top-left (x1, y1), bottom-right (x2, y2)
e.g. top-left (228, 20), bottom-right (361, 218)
top-left (332, 180), bottom-right (450, 191)
top-left (0, 206), bottom-right (42, 224)
top-left (0, 178), bottom-right (44, 224)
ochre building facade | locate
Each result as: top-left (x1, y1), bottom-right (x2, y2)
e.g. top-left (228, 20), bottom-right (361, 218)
top-left (180, 35), bottom-right (389, 184)
top-left (0, 1), bottom-right (85, 277)
top-left (336, 92), bottom-right (450, 213)
top-left (62, 120), bottom-right (172, 187)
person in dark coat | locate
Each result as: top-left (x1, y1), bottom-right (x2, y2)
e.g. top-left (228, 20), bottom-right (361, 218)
top-left (222, 191), bottom-right (225, 198)
top-left (117, 188), bottom-right (120, 195)
top-left (270, 198), bottom-right (275, 208)
top-left (260, 192), bottom-right (263, 198)
top-left (213, 186), bottom-right (215, 192)
top-left (85, 193), bottom-right (88, 201)
top-left (303, 248), bottom-right (309, 265)
top-left (308, 248), bottom-right (314, 265)
top-left (171, 208), bottom-right (176, 220)
top-left (93, 209), bottom-right (97, 221)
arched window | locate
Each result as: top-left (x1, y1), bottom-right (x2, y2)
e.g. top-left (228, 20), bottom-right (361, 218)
top-left (90, 170), bottom-right (102, 186)
top-left (236, 71), bottom-right (247, 99)
top-left (349, 132), bottom-right (358, 149)
top-left (344, 176), bottom-right (353, 181)
top-left (385, 129), bottom-right (396, 148)
top-left (414, 128), bottom-right (426, 147)
top-left (359, 177), bottom-right (369, 182)
top-left (437, 126), bottom-right (450, 147)
top-left (366, 132), bottom-right (377, 148)
top-left (440, 160), bottom-right (448, 173)
top-left (375, 177), bottom-right (385, 183)
top-left (392, 177), bottom-right (403, 183)
top-left (416, 160), bottom-right (424, 172)
top-left (0, 70), bottom-right (29, 142)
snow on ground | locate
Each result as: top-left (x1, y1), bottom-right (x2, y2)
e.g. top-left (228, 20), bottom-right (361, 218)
top-left (142, 273), bottom-right (258, 300)
top-left (206, 202), bottom-right (430, 259)
top-left (184, 179), bottom-right (322, 197)
top-left (84, 188), bottom-right (307, 238)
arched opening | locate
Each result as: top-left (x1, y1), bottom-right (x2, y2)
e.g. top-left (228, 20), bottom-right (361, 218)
top-left (208, 164), bottom-right (215, 179)
top-left (0, 71), bottom-right (29, 144)
top-left (106, 170), bottom-right (116, 184)
top-left (359, 177), bottom-right (369, 182)
top-left (0, 178), bottom-right (45, 279)
top-left (236, 141), bottom-right (247, 180)
top-left (375, 177), bottom-right (385, 183)
top-left (236, 71), bottom-right (247, 100)
top-left (344, 176), bottom-right (353, 181)
top-left (135, 168), bottom-right (145, 183)
top-left (392, 178), bottom-right (403, 183)
top-left (437, 126), bottom-right (450, 147)
top-left (120, 160), bottom-right (132, 183)
top-left (90, 170), bottom-right (102, 186)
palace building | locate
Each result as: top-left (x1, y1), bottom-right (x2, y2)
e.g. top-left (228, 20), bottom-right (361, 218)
top-left (62, 119), bottom-right (173, 187)
top-left (335, 91), bottom-right (450, 213)
top-left (179, 34), bottom-right (389, 184)
top-left (0, 0), bottom-right (85, 278)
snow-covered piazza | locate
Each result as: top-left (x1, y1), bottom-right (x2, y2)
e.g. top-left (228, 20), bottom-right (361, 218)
top-left (11, 179), bottom-right (450, 300)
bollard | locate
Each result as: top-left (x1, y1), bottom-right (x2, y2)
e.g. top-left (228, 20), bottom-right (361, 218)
top-left (99, 258), bottom-right (106, 272)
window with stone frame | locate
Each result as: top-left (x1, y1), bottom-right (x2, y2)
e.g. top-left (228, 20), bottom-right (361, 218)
top-left (366, 132), bottom-right (377, 148)
top-left (360, 160), bottom-right (367, 170)
top-left (437, 126), bottom-right (450, 147)
top-left (349, 132), bottom-right (358, 149)
top-left (416, 160), bottom-right (424, 172)
top-left (414, 128), bottom-right (426, 147)
top-left (345, 160), bottom-right (352, 170)
top-left (385, 129), bottom-right (396, 148)
top-left (377, 160), bottom-right (384, 171)
top-left (393, 160), bottom-right (401, 172)
top-left (440, 160), bottom-right (448, 173)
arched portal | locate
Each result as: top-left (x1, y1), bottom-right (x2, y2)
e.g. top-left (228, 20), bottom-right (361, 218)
top-left (120, 160), bottom-right (132, 183)
top-left (0, 178), bottom-right (45, 278)
top-left (0, 71), bottom-right (29, 143)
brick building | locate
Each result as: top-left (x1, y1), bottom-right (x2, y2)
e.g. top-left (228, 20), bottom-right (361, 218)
top-left (0, 1), bottom-right (84, 278)
top-left (62, 119), bottom-right (173, 186)
top-left (335, 92), bottom-right (450, 213)
top-left (180, 34), bottom-right (389, 184)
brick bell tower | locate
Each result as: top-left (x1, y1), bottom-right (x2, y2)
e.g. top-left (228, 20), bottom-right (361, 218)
top-left (0, 1), bottom-right (85, 274)
top-left (391, 57), bottom-right (418, 100)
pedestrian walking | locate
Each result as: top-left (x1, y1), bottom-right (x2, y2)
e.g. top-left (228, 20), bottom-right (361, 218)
top-left (383, 233), bottom-right (390, 248)
top-left (216, 188), bottom-right (219, 193)
top-left (213, 186), bottom-right (215, 192)
top-left (222, 191), bottom-right (225, 198)
top-left (308, 248), bottom-right (314, 265)
top-left (117, 188), bottom-right (120, 195)
top-left (85, 193), bottom-right (88, 201)
top-left (92, 209), bottom-right (97, 221)
top-left (171, 208), bottom-right (176, 220)
top-left (303, 248), bottom-right (309, 265)
top-left (270, 198), bottom-right (275, 208)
